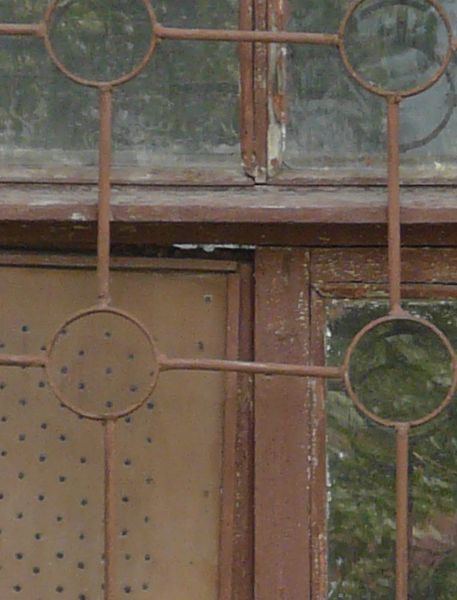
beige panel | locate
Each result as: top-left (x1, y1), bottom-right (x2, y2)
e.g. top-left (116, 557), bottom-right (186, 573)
top-left (0, 265), bottom-right (228, 600)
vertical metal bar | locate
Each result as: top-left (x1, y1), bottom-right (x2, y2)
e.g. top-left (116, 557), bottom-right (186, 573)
top-left (98, 87), bottom-right (113, 306)
top-left (387, 96), bottom-right (402, 314)
top-left (396, 423), bottom-right (410, 600)
top-left (104, 419), bottom-right (116, 600)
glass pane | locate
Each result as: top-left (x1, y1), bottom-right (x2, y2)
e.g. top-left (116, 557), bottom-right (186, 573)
top-left (326, 300), bottom-right (457, 598)
top-left (0, 1), bottom-right (241, 180)
top-left (0, 1), bottom-right (49, 22)
top-left (286, 1), bottom-right (457, 181)
top-left (347, 319), bottom-right (453, 422)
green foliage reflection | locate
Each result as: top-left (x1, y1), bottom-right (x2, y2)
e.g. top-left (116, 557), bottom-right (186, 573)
top-left (327, 300), bottom-right (457, 598)
top-left (348, 319), bottom-right (452, 422)
top-left (0, 1), bottom-right (239, 169)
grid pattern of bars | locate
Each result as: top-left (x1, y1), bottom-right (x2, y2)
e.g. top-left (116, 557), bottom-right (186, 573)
top-left (1, 1), bottom-right (457, 598)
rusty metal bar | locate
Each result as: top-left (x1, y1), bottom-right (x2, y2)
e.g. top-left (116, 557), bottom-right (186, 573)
top-left (104, 419), bottom-right (116, 600)
top-left (154, 23), bottom-right (339, 46)
top-left (98, 87), bottom-right (113, 306)
top-left (0, 23), bottom-right (44, 37)
top-left (387, 97), bottom-right (402, 315)
top-left (396, 423), bottom-right (410, 600)
top-left (0, 353), bottom-right (46, 367)
top-left (160, 356), bottom-right (342, 379)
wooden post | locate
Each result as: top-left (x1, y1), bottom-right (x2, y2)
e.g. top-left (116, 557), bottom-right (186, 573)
top-left (255, 248), bottom-right (311, 600)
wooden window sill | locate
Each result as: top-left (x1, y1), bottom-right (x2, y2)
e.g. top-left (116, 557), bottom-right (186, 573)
top-left (1, 184), bottom-right (457, 224)
top-left (1, 184), bottom-right (457, 248)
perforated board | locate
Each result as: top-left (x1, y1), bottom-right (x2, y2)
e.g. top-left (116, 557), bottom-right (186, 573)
top-left (0, 264), bottom-right (228, 600)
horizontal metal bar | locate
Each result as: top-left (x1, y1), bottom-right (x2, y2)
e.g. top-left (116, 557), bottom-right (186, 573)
top-left (154, 24), bottom-right (339, 46)
top-left (160, 356), bottom-right (342, 379)
top-left (0, 354), bottom-right (47, 367)
top-left (0, 23), bottom-right (44, 37)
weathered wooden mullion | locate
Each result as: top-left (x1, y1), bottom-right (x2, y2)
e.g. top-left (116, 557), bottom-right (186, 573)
top-left (254, 248), bottom-right (311, 600)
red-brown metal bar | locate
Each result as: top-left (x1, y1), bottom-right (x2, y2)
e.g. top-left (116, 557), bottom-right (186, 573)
top-left (396, 423), bottom-right (410, 600)
top-left (0, 353), bottom-right (46, 367)
top-left (98, 87), bottom-right (113, 306)
top-left (160, 356), bottom-right (342, 379)
top-left (0, 23), bottom-right (44, 37)
top-left (387, 97), bottom-right (403, 315)
top-left (154, 23), bottom-right (339, 46)
top-left (104, 419), bottom-right (116, 600)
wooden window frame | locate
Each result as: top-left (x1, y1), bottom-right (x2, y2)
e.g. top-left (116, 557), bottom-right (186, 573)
top-left (252, 247), bottom-right (457, 600)
top-left (3, 2), bottom-right (457, 599)
top-left (3, 232), bottom-right (457, 600)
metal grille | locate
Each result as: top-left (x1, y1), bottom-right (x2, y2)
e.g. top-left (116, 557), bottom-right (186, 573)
top-left (1, 1), bottom-right (456, 598)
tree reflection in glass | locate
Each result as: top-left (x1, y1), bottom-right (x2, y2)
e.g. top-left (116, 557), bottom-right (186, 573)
top-left (326, 300), bottom-right (457, 598)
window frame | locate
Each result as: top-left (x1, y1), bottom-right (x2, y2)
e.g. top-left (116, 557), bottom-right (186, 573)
top-left (308, 247), bottom-right (457, 599)
top-left (2, 0), bottom-right (456, 187)
top-left (3, 1), bottom-right (457, 598)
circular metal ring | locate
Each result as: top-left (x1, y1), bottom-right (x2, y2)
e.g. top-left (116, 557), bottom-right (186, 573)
top-left (338, 0), bottom-right (454, 98)
top-left (46, 306), bottom-right (160, 420)
top-left (400, 66), bottom-right (456, 152)
top-left (343, 314), bottom-right (457, 427)
top-left (42, 0), bottom-right (158, 88)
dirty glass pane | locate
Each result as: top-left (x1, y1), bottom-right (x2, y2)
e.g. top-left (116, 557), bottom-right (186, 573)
top-left (286, 1), bottom-right (457, 181)
top-left (0, 1), bottom-right (49, 22)
top-left (0, 1), bottom-right (240, 179)
top-left (326, 300), bottom-right (457, 598)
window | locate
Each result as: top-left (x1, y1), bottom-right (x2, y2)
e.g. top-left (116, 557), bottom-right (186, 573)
top-left (0, 0), bottom-right (242, 183)
top-left (310, 248), bottom-right (457, 598)
top-left (284, 0), bottom-right (457, 183)
top-left (1, 1), bottom-right (457, 599)
top-left (3, 0), bottom-right (456, 184)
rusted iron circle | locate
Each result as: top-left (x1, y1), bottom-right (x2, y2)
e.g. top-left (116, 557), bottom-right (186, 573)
top-left (338, 0), bottom-right (454, 98)
top-left (400, 67), bottom-right (456, 152)
top-left (343, 314), bottom-right (457, 427)
top-left (42, 0), bottom-right (158, 88)
top-left (46, 306), bottom-right (159, 420)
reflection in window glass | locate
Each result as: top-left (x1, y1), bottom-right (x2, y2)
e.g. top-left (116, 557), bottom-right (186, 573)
top-left (286, 0), bottom-right (457, 181)
top-left (0, 1), bottom-right (240, 177)
top-left (0, 1), bottom-right (49, 22)
top-left (326, 300), bottom-right (457, 598)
